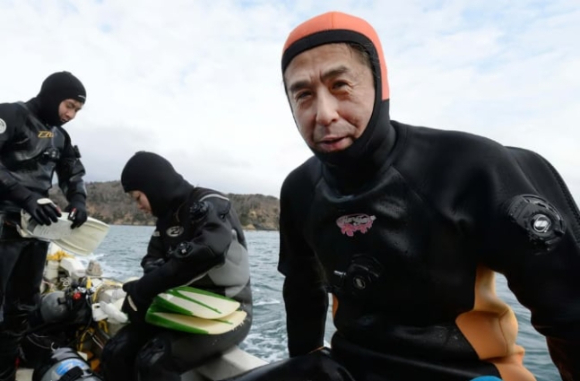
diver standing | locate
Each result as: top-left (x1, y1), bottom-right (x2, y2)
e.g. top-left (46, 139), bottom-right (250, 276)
top-left (0, 72), bottom-right (89, 381)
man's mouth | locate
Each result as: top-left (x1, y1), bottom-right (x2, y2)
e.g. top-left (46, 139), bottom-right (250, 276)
top-left (317, 136), bottom-right (348, 151)
top-left (320, 136), bottom-right (345, 144)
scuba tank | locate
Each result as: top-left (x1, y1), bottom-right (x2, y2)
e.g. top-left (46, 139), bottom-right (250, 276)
top-left (32, 347), bottom-right (102, 381)
top-left (38, 291), bottom-right (70, 324)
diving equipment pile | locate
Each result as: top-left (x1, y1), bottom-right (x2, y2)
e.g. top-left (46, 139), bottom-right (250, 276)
top-left (21, 250), bottom-right (128, 374)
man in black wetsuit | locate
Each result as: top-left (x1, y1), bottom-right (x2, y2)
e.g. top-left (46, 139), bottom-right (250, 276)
top-left (101, 151), bottom-right (252, 381)
top-left (224, 11), bottom-right (580, 381)
top-left (0, 71), bottom-right (89, 381)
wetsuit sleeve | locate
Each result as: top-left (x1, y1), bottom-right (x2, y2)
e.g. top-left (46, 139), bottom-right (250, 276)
top-left (56, 129), bottom-right (87, 202)
top-left (477, 148), bottom-right (580, 380)
top-left (0, 104), bottom-right (36, 201)
top-left (0, 103), bottom-right (26, 194)
top-left (140, 229), bottom-right (166, 273)
top-left (133, 196), bottom-right (234, 299)
top-left (278, 176), bottom-right (328, 357)
top-left (141, 229), bottom-right (163, 260)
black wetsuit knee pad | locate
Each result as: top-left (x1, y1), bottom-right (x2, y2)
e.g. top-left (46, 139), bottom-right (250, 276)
top-left (101, 326), bottom-right (149, 381)
top-left (135, 336), bottom-right (171, 373)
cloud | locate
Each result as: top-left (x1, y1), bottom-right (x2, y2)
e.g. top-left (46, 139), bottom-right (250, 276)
top-left (0, 0), bottom-right (578, 201)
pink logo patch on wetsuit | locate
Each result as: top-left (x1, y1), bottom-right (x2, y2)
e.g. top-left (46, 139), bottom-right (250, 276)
top-left (336, 214), bottom-right (376, 237)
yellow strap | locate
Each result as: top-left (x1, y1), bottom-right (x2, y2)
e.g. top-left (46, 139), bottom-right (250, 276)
top-left (98, 320), bottom-right (109, 334)
top-left (77, 328), bottom-right (92, 351)
top-left (46, 250), bottom-right (74, 261)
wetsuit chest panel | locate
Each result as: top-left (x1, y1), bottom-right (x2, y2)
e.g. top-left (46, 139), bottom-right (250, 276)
top-left (306, 166), bottom-right (478, 323)
top-left (156, 201), bottom-right (199, 261)
top-left (156, 207), bottom-right (219, 292)
top-left (155, 197), bottom-right (252, 304)
top-left (0, 114), bottom-right (66, 194)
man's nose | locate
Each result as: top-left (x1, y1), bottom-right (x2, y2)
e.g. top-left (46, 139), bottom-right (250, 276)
top-left (315, 92), bottom-right (339, 126)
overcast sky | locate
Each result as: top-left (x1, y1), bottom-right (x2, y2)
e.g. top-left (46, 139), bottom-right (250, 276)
top-left (1, 0), bottom-right (578, 201)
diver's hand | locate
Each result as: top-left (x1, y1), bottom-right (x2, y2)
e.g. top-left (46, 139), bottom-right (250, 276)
top-left (143, 258), bottom-right (166, 274)
top-left (21, 195), bottom-right (61, 226)
top-left (65, 195), bottom-right (88, 229)
top-left (121, 280), bottom-right (152, 325)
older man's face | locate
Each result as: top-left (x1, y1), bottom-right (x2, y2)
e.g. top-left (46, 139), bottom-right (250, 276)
top-left (284, 43), bottom-right (375, 153)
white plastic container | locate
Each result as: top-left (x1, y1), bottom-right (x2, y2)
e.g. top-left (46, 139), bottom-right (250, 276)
top-left (59, 257), bottom-right (86, 279)
top-left (100, 301), bottom-right (128, 324)
top-left (91, 303), bottom-right (107, 321)
top-left (44, 260), bottom-right (60, 282)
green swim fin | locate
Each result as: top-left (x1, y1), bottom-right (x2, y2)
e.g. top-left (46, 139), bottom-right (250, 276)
top-left (146, 303), bottom-right (247, 335)
top-left (154, 286), bottom-right (241, 319)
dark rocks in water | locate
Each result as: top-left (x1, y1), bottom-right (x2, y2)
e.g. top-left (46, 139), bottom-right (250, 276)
top-left (49, 181), bottom-right (279, 231)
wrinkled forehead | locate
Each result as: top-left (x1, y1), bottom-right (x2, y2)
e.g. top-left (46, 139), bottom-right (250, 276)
top-left (284, 43), bottom-right (369, 87)
top-left (281, 12), bottom-right (389, 100)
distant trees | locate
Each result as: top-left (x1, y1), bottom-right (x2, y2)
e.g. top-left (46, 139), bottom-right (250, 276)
top-left (49, 181), bottom-right (280, 230)
top-left (227, 193), bottom-right (279, 230)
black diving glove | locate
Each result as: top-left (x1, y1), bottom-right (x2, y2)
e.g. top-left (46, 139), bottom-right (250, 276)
top-left (65, 195), bottom-right (88, 229)
top-left (142, 258), bottom-right (166, 274)
top-left (121, 280), bottom-right (153, 325)
top-left (19, 193), bottom-right (61, 226)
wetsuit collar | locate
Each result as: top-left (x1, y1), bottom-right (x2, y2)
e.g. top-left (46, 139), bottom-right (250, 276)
top-left (24, 98), bottom-right (41, 118)
top-left (321, 100), bottom-right (396, 195)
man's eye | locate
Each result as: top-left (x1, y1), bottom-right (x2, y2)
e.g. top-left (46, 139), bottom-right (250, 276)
top-left (296, 91), bottom-right (311, 100)
top-left (333, 81), bottom-right (347, 89)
